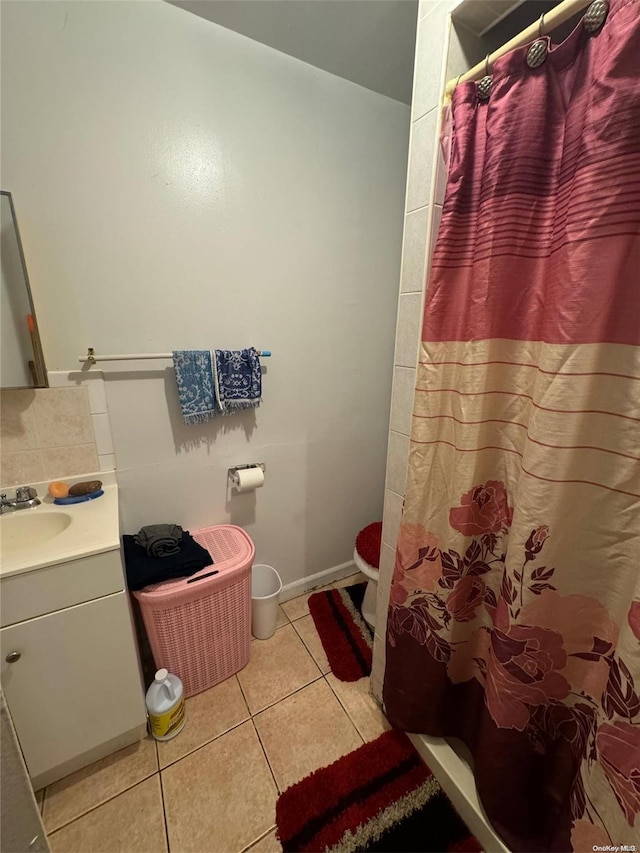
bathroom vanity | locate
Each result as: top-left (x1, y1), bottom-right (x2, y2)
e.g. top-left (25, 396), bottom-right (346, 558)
top-left (0, 474), bottom-right (146, 790)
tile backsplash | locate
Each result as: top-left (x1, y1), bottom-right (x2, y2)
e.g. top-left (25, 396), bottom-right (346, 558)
top-left (0, 384), bottom-right (111, 486)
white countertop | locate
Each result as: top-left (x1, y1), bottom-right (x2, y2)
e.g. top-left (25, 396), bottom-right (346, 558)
top-left (0, 472), bottom-right (120, 578)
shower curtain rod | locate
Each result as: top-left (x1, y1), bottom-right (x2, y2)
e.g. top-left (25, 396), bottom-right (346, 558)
top-left (444, 0), bottom-right (594, 99)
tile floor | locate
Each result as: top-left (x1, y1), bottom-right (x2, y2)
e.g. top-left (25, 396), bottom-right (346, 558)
top-left (37, 573), bottom-right (390, 853)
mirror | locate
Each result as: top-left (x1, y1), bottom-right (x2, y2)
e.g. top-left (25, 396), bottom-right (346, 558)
top-left (1, 191), bottom-right (47, 387)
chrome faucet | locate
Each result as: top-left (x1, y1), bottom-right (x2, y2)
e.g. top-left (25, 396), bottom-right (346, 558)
top-left (0, 486), bottom-right (41, 514)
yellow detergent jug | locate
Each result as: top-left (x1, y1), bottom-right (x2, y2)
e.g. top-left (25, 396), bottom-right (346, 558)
top-left (146, 668), bottom-right (185, 741)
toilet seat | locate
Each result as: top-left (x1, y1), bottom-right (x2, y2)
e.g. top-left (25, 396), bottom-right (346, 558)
top-left (353, 548), bottom-right (378, 581)
top-left (353, 548), bottom-right (378, 629)
top-left (354, 521), bottom-right (382, 630)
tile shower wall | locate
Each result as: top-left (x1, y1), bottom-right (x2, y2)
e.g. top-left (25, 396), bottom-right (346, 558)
top-left (0, 374), bottom-right (116, 487)
top-left (371, 0), bottom-right (487, 701)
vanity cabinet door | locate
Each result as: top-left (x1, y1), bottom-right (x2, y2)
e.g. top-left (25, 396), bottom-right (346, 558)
top-left (0, 591), bottom-right (145, 782)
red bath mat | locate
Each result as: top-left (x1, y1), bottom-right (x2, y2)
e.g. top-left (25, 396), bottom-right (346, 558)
top-left (308, 583), bottom-right (372, 681)
top-left (276, 729), bottom-right (482, 852)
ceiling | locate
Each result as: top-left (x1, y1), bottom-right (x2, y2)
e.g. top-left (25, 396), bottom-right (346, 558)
top-left (166, 0), bottom-right (418, 104)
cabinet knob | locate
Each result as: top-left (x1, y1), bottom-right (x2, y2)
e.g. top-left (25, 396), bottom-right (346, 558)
top-left (5, 650), bottom-right (21, 663)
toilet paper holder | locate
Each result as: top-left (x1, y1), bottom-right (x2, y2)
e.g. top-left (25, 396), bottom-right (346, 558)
top-left (228, 463), bottom-right (266, 486)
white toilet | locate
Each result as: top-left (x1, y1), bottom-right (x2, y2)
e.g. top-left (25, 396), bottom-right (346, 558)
top-left (353, 521), bottom-right (382, 630)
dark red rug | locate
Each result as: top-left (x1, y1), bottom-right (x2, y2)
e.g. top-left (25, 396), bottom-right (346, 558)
top-left (308, 583), bottom-right (372, 681)
top-left (276, 729), bottom-right (482, 853)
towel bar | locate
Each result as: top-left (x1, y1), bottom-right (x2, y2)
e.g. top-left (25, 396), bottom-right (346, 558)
top-left (79, 348), bottom-right (272, 365)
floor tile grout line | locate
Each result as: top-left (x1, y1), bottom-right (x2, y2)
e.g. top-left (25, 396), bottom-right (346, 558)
top-left (283, 612), bottom-right (308, 623)
top-left (158, 714), bottom-right (251, 772)
top-left (290, 617), bottom-right (330, 674)
top-left (41, 770), bottom-right (159, 836)
top-left (306, 576), bottom-right (372, 733)
top-left (250, 673), bottom-right (325, 720)
top-left (240, 823), bottom-right (278, 853)
top-left (280, 608), bottom-right (309, 623)
top-left (159, 650), bottom-right (329, 770)
top-left (326, 670), bottom-right (393, 744)
top-left (251, 620), bottom-right (290, 644)
top-left (157, 767), bottom-right (171, 852)
top-left (278, 604), bottom-right (291, 627)
top-left (250, 718), bottom-right (281, 795)
top-left (242, 625), bottom-right (323, 715)
top-left (252, 597), bottom-right (364, 745)
top-left (235, 671), bottom-right (250, 709)
top-left (322, 674), bottom-right (366, 746)
top-left (158, 670), bottom-right (356, 775)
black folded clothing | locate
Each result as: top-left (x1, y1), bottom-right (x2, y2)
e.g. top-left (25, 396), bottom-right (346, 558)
top-left (134, 523), bottom-right (184, 558)
top-left (123, 531), bottom-right (213, 591)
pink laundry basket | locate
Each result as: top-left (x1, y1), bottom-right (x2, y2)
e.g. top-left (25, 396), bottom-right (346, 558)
top-left (133, 525), bottom-right (254, 697)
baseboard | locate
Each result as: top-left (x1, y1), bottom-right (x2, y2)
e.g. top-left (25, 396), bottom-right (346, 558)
top-left (279, 560), bottom-right (357, 602)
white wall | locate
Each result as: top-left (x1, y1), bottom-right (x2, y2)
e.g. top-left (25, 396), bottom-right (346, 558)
top-left (1, 0), bottom-right (410, 588)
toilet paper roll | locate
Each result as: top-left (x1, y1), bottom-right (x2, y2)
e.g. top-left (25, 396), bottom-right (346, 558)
top-left (233, 467), bottom-right (265, 493)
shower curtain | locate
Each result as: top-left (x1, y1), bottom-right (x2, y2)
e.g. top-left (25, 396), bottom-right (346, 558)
top-left (383, 2), bottom-right (640, 851)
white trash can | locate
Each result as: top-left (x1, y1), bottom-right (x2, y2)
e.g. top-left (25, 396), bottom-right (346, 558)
top-left (251, 564), bottom-right (282, 640)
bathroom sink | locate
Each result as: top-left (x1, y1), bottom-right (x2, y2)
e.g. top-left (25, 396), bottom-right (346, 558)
top-left (0, 474), bottom-right (120, 577)
top-left (1, 511), bottom-right (72, 558)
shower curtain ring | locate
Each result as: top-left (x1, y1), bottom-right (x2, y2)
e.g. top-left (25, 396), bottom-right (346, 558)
top-left (527, 14), bottom-right (549, 67)
top-left (477, 55), bottom-right (493, 101)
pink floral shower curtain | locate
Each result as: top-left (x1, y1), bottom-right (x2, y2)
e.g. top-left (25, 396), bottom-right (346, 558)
top-left (383, 2), bottom-right (640, 851)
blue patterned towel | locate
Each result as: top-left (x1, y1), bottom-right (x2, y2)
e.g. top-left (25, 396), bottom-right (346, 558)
top-left (172, 350), bottom-right (218, 425)
top-left (213, 348), bottom-right (262, 414)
